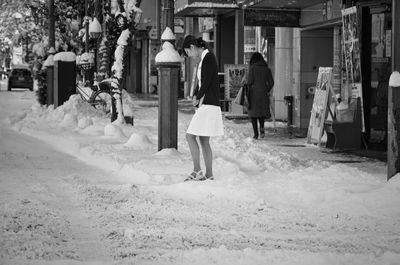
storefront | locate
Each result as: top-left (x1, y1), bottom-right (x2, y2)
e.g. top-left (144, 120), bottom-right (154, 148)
top-left (174, 0), bottom-right (399, 151)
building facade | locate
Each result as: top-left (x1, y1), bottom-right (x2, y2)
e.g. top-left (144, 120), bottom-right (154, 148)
top-left (174, 0), bottom-right (399, 151)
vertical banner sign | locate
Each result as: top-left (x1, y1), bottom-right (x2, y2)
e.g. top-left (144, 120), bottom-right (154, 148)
top-left (224, 64), bottom-right (247, 100)
top-left (342, 6), bottom-right (365, 132)
top-left (307, 67), bottom-right (332, 145)
top-left (224, 64), bottom-right (247, 114)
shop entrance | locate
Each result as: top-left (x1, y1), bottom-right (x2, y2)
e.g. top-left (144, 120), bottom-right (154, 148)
top-left (360, 2), bottom-right (392, 150)
top-left (300, 28), bottom-right (334, 128)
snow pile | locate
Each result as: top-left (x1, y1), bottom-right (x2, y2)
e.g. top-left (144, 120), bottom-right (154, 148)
top-left (53, 52), bottom-right (76, 62)
top-left (124, 133), bottom-right (153, 150)
top-left (155, 27), bottom-right (183, 63)
top-left (389, 71), bottom-right (400, 87)
top-left (4, 91), bottom-right (400, 265)
top-left (155, 41), bottom-right (183, 63)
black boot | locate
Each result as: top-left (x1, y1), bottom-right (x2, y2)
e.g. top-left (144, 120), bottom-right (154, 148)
top-left (259, 118), bottom-right (265, 138)
top-left (251, 118), bottom-right (258, 139)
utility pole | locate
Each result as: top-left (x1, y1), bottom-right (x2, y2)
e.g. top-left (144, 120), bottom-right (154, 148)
top-left (85, 0), bottom-right (89, 53)
top-left (162, 0), bottom-right (174, 32)
top-left (387, 0), bottom-right (400, 181)
top-left (48, 0), bottom-right (55, 50)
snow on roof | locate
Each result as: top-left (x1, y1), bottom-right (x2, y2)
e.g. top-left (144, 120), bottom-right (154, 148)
top-left (176, 1), bottom-right (238, 12)
top-left (161, 27), bottom-right (175, 41)
top-left (53, 52), bottom-right (76, 62)
top-left (389, 71), bottom-right (400, 87)
top-left (155, 41), bottom-right (183, 63)
top-left (42, 54), bottom-right (54, 69)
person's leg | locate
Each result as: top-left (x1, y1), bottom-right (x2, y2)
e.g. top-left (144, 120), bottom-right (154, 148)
top-left (259, 117), bottom-right (265, 138)
top-left (251, 118), bottom-right (258, 139)
top-left (186, 133), bottom-right (201, 172)
top-left (199, 136), bottom-right (213, 178)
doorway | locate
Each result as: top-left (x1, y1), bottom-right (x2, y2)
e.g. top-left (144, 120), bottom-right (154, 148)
top-left (300, 28), bottom-right (334, 128)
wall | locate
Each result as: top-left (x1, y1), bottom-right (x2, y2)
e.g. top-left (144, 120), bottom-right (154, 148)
top-left (219, 15), bottom-right (236, 70)
top-left (299, 28), bottom-right (333, 128)
top-left (140, 0), bottom-right (158, 27)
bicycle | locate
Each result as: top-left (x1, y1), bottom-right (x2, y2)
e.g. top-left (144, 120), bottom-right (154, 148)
top-left (76, 80), bottom-right (113, 113)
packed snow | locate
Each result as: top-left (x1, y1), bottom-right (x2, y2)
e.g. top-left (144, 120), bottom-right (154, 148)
top-left (1, 87), bottom-right (399, 265)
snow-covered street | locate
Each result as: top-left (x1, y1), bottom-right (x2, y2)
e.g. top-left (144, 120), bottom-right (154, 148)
top-left (1, 86), bottom-right (400, 265)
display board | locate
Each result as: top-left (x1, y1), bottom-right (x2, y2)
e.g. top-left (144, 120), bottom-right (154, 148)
top-left (342, 6), bottom-right (365, 132)
top-left (307, 67), bottom-right (333, 145)
top-left (224, 64), bottom-right (248, 114)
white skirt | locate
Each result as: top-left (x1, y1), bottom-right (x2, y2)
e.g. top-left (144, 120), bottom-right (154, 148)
top-left (187, 104), bottom-right (224, 136)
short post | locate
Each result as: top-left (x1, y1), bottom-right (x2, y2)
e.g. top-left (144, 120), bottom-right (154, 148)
top-left (44, 48), bottom-right (55, 106)
top-left (53, 52), bottom-right (76, 107)
top-left (157, 62), bottom-right (180, 150)
top-left (46, 65), bottom-right (54, 106)
top-left (155, 27), bottom-right (183, 151)
top-left (388, 71), bottom-right (400, 181)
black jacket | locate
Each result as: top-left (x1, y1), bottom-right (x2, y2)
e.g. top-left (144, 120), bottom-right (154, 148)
top-left (194, 52), bottom-right (220, 107)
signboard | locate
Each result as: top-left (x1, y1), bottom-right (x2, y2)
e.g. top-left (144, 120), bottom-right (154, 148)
top-left (244, 9), bottom-right (300, 27)
top-left (244, 26), bottom-right (256, 53)
top-left (342, 6), bottom-right (365, 132)
top-left (224, 64), bottom-right (247, 114)
top-left (224, 64), bottom-right (247, 100)
top-left (307, 67), bottom-right (332, 145)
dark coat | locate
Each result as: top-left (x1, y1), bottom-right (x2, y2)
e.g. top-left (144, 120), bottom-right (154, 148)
top-left (246, 61), bottom-right (274, 118)
top-left (194, 51), bottom-right (220, 107)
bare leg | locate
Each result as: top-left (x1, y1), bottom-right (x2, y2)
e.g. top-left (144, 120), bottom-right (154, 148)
top-left (186, 133), bottom-right (201, 172)
top-left (199, 136), bottom-right (213, 177)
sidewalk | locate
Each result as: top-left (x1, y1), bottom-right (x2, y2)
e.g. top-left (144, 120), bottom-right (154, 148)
top-left (134, 93), bottom-right (387, 167)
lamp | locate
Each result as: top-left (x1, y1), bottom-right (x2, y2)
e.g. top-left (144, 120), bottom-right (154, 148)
top-left (89, 17), bottom-right (102, 39)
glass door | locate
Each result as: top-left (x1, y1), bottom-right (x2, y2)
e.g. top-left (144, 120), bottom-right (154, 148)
top-left (369, 9), bottom-right (392, 149)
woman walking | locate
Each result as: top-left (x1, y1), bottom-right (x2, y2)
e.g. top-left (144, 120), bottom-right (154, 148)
top-left (247, 52), bottom-right (274, 139)
top-left (181, 35), bottom-right (224, 181)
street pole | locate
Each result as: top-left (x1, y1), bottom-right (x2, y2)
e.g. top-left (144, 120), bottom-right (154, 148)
top-left (163, 0), bottom-right (174, 32)
top-left (387, 0), bottom-right (400, 181)
top-left (85, 0), bottom-right (89, 53)
top-left (49, 0), bottom-right (55, 50)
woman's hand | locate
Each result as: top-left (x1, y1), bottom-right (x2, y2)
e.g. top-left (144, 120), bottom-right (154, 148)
top-left (192, 96), bottom-right (199, 107)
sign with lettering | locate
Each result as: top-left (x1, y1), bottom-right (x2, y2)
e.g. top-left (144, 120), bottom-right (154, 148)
top-left (244, 9), bottom-right (300, 27)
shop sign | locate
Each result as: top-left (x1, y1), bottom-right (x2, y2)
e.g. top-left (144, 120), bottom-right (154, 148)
top-left (199, 17), bottom-right (214, 32)
top-left (244, 9), bottom-right (300, 27)
top-left (244, 26), bottom-right (256, 53)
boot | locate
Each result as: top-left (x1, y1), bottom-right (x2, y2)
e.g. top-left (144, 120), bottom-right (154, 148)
top-left (259, 118), bottom-right (265, 138)
top-left (251, 118), bottom-right (258, 139)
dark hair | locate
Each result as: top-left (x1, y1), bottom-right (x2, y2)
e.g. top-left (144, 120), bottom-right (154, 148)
top-left (249, 52), bottom-right (267, 66)
top-left (181, 35), bottom-right (208, 57)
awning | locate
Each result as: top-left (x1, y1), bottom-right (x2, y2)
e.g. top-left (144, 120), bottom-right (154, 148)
top-left (175, 0), bottom-right (239, 17)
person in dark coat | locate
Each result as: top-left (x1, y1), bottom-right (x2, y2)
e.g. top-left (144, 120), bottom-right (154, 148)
top-left (247, 52), bottom-right (274, 139)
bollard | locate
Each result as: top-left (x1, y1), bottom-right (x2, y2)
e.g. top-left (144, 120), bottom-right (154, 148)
top-left (46, 66), bottom-right (54, 106)
top-left (156, 62), bottom-right (180, 151)
top-left (388, 71), bottom-right (400, 181)
top-left (53, 52), bottom-right (76, 107)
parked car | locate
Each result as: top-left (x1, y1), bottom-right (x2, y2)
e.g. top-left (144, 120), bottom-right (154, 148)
top-left (8, 65), bottom-right (33, 91)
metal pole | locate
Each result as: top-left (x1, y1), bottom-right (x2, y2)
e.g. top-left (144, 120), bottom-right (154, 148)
top-left (49, 0), bottom-right (55, 50)
top-left (388, 0), bottom-right (400, 181)
top-left (85, 0), bottom-right (89, 53)
top-left (163, 0), bottom-right (174, 32)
